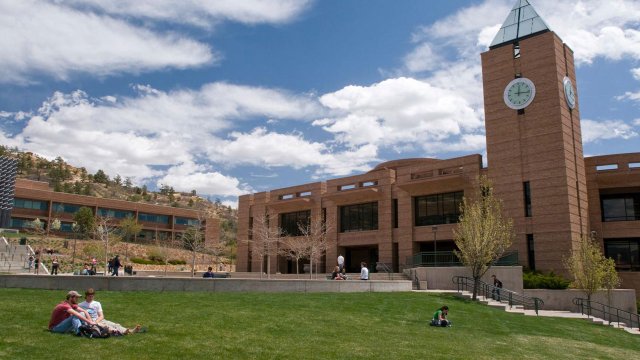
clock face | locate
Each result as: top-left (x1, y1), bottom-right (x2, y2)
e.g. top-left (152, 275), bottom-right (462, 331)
top-left (563, 77), bottom-right (576, 109)
top-left (503, 78), bottom-right (536, 110)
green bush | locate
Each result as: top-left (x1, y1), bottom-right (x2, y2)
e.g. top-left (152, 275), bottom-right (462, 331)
top-left (523, 270), bottom-right (570, 289)
top-left (168, 259), bottom-right (186, 265)
top-left (130, 257), bottom-right (163, 265)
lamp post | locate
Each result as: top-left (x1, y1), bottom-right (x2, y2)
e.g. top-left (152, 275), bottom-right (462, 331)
top-left (432, 225), bottom-right (438, 266)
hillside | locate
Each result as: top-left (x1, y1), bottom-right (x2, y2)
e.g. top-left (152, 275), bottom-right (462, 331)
top-left (0, 145), bottom-right (237, 245)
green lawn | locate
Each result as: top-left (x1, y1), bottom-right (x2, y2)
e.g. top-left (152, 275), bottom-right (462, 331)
top-left (1, 289), bottom-right (638, 359)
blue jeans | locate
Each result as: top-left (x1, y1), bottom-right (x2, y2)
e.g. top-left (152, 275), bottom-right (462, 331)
top-left (51, 316), bottom-right (82, 334)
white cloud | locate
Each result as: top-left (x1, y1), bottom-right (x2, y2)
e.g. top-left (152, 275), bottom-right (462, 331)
top-left (317, 77), bottom-right (483, 149)
top-left (0, 0), bottom-right (215, 83)
top-left (5, 83), bottom-right (323, 195)
top-left (633, 68), bottom-right (640, 81)
top-left (63, 0), bottom-right (314, 28)
top-left (581, 119), bottom-right (638, 143)
top-left (616, 91), bottom-right (640, 102)
top-left (403, 43), bottom-right (442, 73)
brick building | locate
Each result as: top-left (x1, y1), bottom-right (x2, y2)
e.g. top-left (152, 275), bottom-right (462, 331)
top-left (236, 1), bottom-right (640, 290)
top-left (9, 178), bottom-right (219, 246)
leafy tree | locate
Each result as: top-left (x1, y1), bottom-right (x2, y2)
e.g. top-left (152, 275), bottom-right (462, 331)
top-left (454, 176), bottom-right (514, 300)
top-left (119, 216), bottom-right (142, 242)
top-left (113, 174), bottom-right (122, 186)
top-left (124, 177), bottom-right (133, 189)
top-left (72, 206), bottom-right (96, 239)
top-left (565, 234), bottom-right (620, 304)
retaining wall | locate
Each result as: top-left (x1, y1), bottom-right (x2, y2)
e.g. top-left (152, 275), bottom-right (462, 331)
top-left (0, 275), bottom-right (411, 293)
top-left (524, 289), bottom-right (637, 313)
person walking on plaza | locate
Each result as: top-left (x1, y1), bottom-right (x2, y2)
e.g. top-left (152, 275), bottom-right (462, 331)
top-left (337, 254), bottom-right (345, 273)
top-left (360, 262), bottom-right (369, 280)
top-left (491, 275), bottom-right (503, 301)
top-left (51, 257), bottom-right (59, 275)
top-left (111, 255), bottom-right (122, 276)
top-left (49, 290), bottom-right (95, 335)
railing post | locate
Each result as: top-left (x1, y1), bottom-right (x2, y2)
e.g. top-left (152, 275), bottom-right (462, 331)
top-left (508, 292), bottom-right (512, 308)
top-left (534, 298), bottom-right (539, 315)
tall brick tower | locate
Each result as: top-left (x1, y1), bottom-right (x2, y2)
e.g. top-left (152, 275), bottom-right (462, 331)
top-left (482, 0), bottom-right (589, 272)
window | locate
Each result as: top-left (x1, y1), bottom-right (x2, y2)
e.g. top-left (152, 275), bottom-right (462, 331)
top-left (280, 210), bottom-right (310, 236)
top-left (59, 222), bottom-right (74, 232)
top-left (601, 193), bottom-right (640, 222)
top-left (414, 191), bottom-right (463, 226)
top-left (52, 202), bottom-right (82, 214)
top-left (13, 198), bottom-right (48, 211)
top-left (138, 213), bottom-right (169, 224)
top-left (340, 202), bottom-right (378, 232)
top-left (98, 208), bottom-right (134, 219)
top-left (527, 234), bottom-right (535, 271)
top-left (523, 181), bottom-right (532, 217)
top-left (10, 218), bottom-right (33, 228)
top-left (604, 238), bottom-right (640, 271)
top-left (175, 217), bottom-right (199, 226)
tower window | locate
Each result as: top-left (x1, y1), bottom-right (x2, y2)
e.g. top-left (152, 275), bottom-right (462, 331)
top-left (513, 43), bottom-right (521, 59)
top-left (523, 181), bottom-right (532, 217)
top-left (527, 234), bottom-right (535, 271)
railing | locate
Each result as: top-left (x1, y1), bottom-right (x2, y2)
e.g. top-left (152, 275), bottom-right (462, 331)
top-left (408, 251), bottom-right (518, 267)
top-left (573, 298), bottom-right (640, 330)
top-left (375, 262), bottom-right (393, 280)
top-left (452, 276), bottom-right (544, 315)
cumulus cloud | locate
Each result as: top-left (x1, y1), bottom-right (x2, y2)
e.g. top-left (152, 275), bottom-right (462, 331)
top-left (3, 83), bottom-right (323, 196)
top-left (616, 91), bottom-right (640, 102)
top-left (633, 68), bottom-right (640, 81)
top-left (316, 77), bottom-right (483, 150)
top-left (581, 119), bottom-right (638, 143)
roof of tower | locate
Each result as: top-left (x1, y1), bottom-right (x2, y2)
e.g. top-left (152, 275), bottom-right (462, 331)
top-left (489, 0), bottom-right (550, 49)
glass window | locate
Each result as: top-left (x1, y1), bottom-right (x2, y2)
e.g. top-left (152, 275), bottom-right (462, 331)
top-left (138, 213), bottom-right (169, 224)
top-left (414, 191), bottom-right (464, 226)
top-left (280, 210), bottom-right (311, 236)
top-left (604, 238), bottom-right (640, 270)
top-left (13, 198), bottom-right (48, 211)
top-left (52, 202), bottom-right (82, 214)
top-left (601, 193), bottom-right (640, 222)
top-left (523, 181), bottom-right (532, 217)
top-left (175, 217), bottom-right (200, 226)
top-left (98, 208), bottom-right (135, 219)
top-left (339, 202), bottom-right (378, 232)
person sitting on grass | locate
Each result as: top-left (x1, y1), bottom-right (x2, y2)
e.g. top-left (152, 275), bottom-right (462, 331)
top-left (430, 305), bottom-right (451, 327)
top-left (78, 288), bottom-right (143, 335)
top-left (49, 290), bottom-right (95, 335)
top-left (203, 266), bottom-right (215, 278)
top-left (331, 265), bottom-right (345, 280)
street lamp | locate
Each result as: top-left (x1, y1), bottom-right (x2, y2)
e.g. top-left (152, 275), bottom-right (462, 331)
top-left (432, 225), bottom-right (438, 266)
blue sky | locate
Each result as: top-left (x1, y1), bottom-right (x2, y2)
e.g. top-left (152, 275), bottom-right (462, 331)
top-left (1, 0), bottom-right (639, 208)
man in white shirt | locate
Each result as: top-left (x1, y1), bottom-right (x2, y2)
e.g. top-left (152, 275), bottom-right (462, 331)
top-left (337, 254), bottom-right (345, 273)
top-left (78, 288), bottom-right (141, 335)
top-left (360, 262), bottom-right (369, 280)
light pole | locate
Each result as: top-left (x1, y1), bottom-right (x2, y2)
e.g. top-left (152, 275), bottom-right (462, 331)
top-left (432, 225), bottom-right (438, 266)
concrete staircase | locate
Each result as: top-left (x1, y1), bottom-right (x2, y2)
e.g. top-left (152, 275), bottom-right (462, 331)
top-left (451, 290), bottom-right (640, 335)
top-left (0, 238), bottom-right (47, 274)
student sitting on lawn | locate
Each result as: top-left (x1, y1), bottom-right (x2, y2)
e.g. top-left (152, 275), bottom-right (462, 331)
top-left (430, 305), bottom-right (451, 327)
top-left (49, 290), bottom-right (95, 335)
top-left (78, 288), bottom-right (142, 335)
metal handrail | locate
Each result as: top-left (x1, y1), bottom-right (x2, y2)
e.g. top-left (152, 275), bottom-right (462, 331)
top-left (408, 251), bottom-right (518, 267)
top-left (573, 298), bottom-right (639, 330)
top-left (376, 262), bottom-right (393, 280)
top-left (452, 276), bottom-right (544, 315)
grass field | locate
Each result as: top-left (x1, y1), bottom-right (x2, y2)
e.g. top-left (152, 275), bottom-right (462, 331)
top-left (1, 289), bottom-right (638, 359)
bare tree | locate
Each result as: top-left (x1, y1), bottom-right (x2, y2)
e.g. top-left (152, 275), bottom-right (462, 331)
top-left (182, 205), bottom-right (221, 277)
top-left (94, 216), bottom-right (121, 276)
top-left (565, 233), bottom-right (620, 304)
top-left (298, 216), bottom-right (332, 279)
top-left (454, 176), bottom-right (514, 300)
top-left (248, 213), bottom-right (282, 279)
top-left (278, 236), bottom-right (311, 278)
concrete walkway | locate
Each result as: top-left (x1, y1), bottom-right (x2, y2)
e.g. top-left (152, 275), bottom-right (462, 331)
top-left (415, 289), bottom-right (640, 335)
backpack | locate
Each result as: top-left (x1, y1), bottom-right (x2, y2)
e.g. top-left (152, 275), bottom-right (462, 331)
top-left (78, 324), bottom-right (110, 339)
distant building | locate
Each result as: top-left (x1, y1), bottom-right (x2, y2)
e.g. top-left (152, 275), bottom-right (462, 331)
top-left (236, 1), bottom-right (640, 293)
top-left (9, 178), bottom-right (219, 246)
top-left (0, 156), bottom-right (18, 228)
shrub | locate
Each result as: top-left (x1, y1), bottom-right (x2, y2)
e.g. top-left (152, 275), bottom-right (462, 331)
top-left (130, 257), bottom-right (163, 265)
top-left (523, 270), bottom-right (570, 289)
top-left (168, 259), bottom-right (186, 265)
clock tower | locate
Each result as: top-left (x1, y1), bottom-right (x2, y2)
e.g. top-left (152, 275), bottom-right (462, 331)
top-left (482, 0), bottom-right (589, 272)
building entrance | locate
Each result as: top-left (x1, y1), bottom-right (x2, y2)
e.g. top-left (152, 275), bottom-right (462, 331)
top-left (345, 246), bottom-right (378, 273)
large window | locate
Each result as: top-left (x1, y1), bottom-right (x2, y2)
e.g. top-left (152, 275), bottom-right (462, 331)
top-left (138, 213), bottom-right (169, 224)
top-left (175, 217), bottom-right (200, 226)
top-left (604, 238), bottom-right (640, 271)
top-left (340, 202), bottom-right (378, 233)
top-left (13, 198), bottom-right (48, 211)
top-left (98, 208), bottom-right (134, 219)
top-left (280, 210), bottom-right (311, 236)
top-left (414, 191), bottom-right (463, 226)
top-left (523, 181), bottom-right (532, 217)
top-left (52, 202), bottom-right (82, 214)
top-left (601, 193), bottom-right (640, 222)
